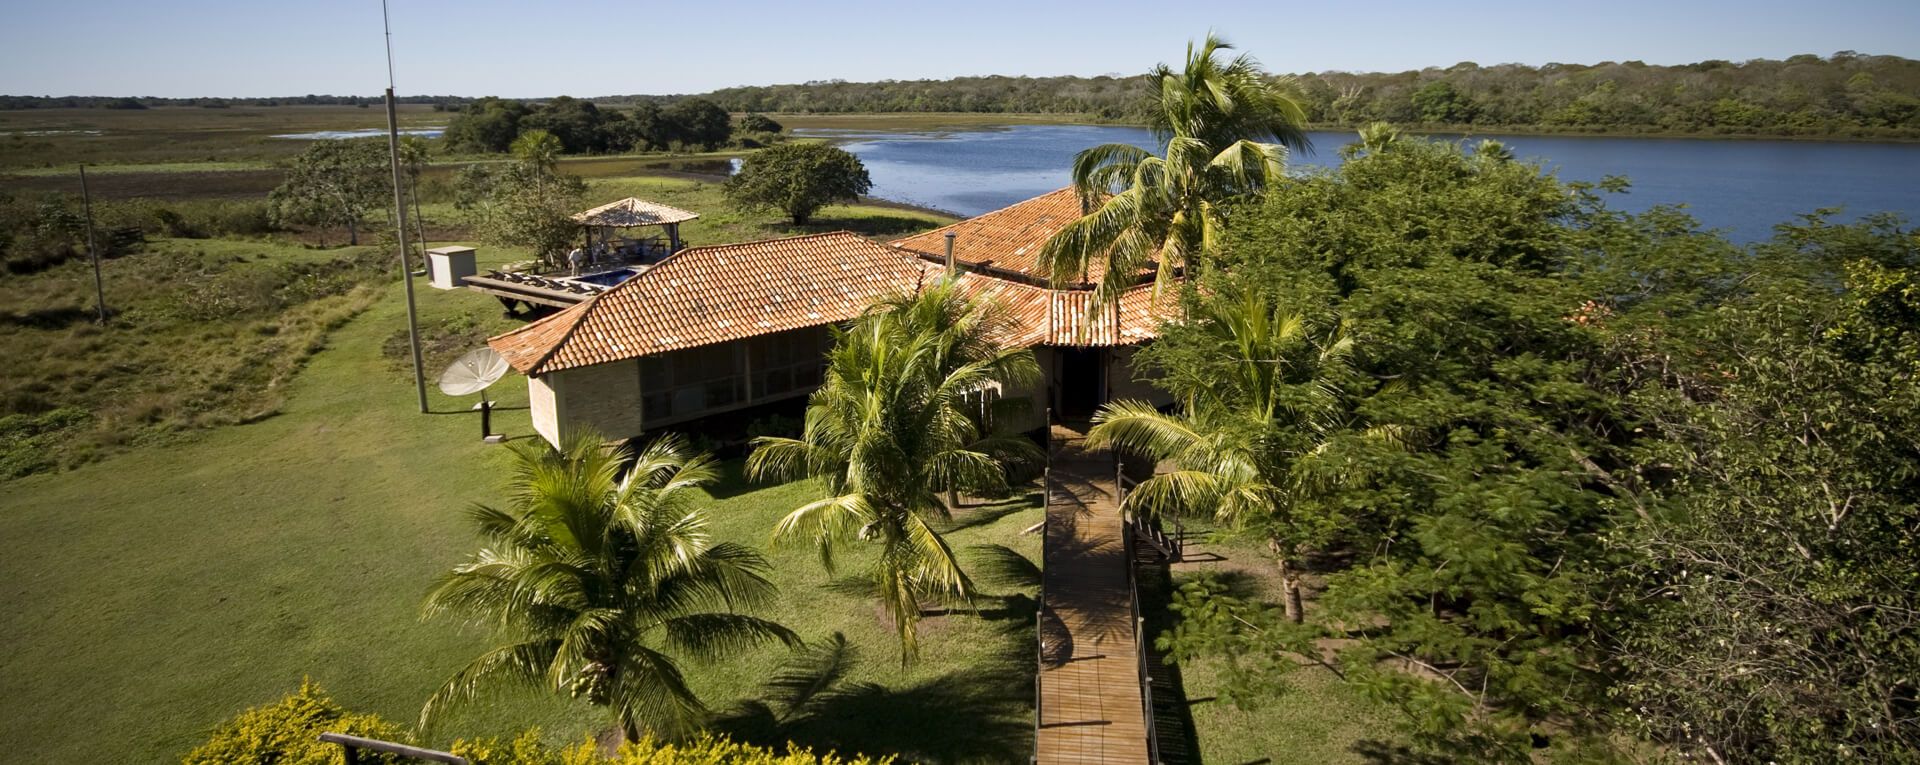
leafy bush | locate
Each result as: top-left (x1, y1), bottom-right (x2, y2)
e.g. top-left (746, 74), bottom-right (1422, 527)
top-left (454, 734), bottom-right (893, 765)
top-left (181, 679), bottom-right (408, 765)
top-left (186, 683), bottom-right (893, 765)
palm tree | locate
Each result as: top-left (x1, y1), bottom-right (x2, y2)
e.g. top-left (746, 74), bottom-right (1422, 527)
top-left (748, 279), bottom-right (1042, 660)
top-left (1087, 286), bottom-right (1398, 622)
top-left (1042, 34), bottom-right (1311, 305)
top-left (421, 431), bottom-right (796, 742)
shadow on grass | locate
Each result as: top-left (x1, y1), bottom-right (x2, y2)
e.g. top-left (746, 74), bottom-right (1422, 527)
top-left (1349, 739), bottom-right (1457, 764)
top-left (0, 305), bottom-right (97, 330)
top-left (712, 631), bottom-right (1034, 764)
top-left (942, 497), bottom-right (1034, 533)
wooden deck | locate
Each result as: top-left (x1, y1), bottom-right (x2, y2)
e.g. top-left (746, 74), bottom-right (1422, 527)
top-left (1037, 426), bottom-right (1152, 765)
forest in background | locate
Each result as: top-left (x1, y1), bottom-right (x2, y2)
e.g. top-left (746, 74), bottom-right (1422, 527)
top-left (8, 53), bottom-right (1919, 140)
top-left (688, 52), bottom-right (1920, 139)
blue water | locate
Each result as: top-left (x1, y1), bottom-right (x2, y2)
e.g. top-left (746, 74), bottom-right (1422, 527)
top-left (271, 128), bottom-right (445, 140)
top-left (804, 125), bottom-right (1920, 243)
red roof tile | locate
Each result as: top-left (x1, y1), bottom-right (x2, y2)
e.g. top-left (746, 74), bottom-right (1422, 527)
top-left (891, 187), bottom-right (1151, 286)
top-left (491, 231), bottom-right (933, 375)
top-left (492, 197), bottom-right (1177, 378)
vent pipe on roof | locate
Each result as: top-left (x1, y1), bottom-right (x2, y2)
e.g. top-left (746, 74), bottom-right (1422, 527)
top-left (943, 231), bottom-right (956, 276)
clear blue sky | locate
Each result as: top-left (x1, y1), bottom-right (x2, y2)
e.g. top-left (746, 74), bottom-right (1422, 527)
top-left (4, 0), bottom-right (1918, 98)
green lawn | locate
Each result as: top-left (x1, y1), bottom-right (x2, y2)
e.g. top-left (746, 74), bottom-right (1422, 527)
top-left (1145, 529), bottom-right (1406, 764)
top-left (0, 243), bottom-right (1033, 763)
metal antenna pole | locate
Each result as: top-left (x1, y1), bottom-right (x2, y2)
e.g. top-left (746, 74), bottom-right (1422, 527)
top-left (79, 165), bottom-right (106, 323)
top-left (383, 0), bottom-right (427, 413)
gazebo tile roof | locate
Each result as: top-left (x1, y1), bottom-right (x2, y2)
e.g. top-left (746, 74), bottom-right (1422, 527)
top-left (571, 197), bottom-right (701, 227)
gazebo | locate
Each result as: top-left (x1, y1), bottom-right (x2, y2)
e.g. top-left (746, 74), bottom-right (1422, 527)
top-left (571, 197), bottom-right (701, 265)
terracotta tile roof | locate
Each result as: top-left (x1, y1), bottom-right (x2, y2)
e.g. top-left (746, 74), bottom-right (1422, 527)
top-left (891, 187), bottom-right (1152, 286)
top-left (492, 195), bottom-right (1179, 378)
top-left (491, 231), bottom-right (932, 375)
top-left (572, 197), bottom-right (701, 227)
top-left (949, 273), bottom-right (1170, 348)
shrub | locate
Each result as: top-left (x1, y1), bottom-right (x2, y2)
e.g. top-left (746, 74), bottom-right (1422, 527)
top-left (454, 734), bottom-right (894, 765)
top-left (181, 679), bottom-right (409, 765)
top-left (188, 684), bottom-right (894, 765)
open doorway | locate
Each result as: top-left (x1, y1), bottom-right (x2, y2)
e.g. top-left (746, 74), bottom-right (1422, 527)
top-left (1055, 347), bottom-right (1105, 421)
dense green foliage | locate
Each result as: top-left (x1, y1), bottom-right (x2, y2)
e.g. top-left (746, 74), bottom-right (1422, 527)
top-left (453, 131), bottom-right (587, 266)
top-left (1141, 133), bottom-right (1919, 761)
top-left (1044, 35), bottom-right (1308, 303)
top-left (186, 681), bottom-right (894, 765)
top-left (267, 138), bottom-right (389, 245)
top-left (747, 280), bottom-right (1041, 659)
top-left (698, 53), bottom-right (1920, 139)
top-left (443, 96), bottom-right (740, 154)
top-left (423, 432), bottom-right (797, 743)
top-left (183, 679), bottom-right (409, 765)
top-left (724, 144), bottom-right (872, 225)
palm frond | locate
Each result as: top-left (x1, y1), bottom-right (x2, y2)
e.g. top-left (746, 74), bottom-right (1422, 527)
top-left (419, 639), bottom-right (559, 730)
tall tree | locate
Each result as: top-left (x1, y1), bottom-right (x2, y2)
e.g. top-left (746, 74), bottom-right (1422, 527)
top-left (452, 129), bottom-right (585, 268)
top-left (747, 280), bottom-right (1042, 660)
top-left (661, 98), bottom-right (733, 150)
top-left (1042, 33), bottom-right (1311, 304)
top-left (422, 432), bottom-right (796, 742)
top-left (725, 143), bottom-right (872, 224)
top-left (267, 139), bottom-right (388, 245)
top-left (1091, 282), bottom-right (1393, 622)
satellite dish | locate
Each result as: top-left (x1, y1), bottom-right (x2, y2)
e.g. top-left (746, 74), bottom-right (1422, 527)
top-left (439, 347), bottom-right (509, 397)
top-left (439, 348), bottom-right (511, 443)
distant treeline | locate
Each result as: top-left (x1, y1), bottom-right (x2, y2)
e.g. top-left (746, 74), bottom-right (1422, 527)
top-left (0, 94), bottom-right (474, 110)
top-left (442, 96), bottom-right (781, 154)
top-left (12, 52), bottom-right (1919, 139)
top-left (685, 52), bottom-right (1920, 138)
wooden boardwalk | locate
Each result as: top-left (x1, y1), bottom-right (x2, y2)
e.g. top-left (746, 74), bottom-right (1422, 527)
top-left (1036, 426), bottom-right (1152, 765)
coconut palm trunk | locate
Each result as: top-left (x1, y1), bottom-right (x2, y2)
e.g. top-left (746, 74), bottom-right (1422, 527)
top-left (749, 278), bottom-right (1042, 661)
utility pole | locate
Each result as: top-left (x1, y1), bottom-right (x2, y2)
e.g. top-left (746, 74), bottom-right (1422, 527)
top-left (383, 0), bottom-right (427, 413)
top-left (78, 165), bottom-right (106, 323)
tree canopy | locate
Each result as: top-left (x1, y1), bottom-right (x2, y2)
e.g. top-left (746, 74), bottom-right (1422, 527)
top-left (1146, 132), bottom-right (1920, 761)
top-left (724, 143), bottom-right (872, 225)
top-left (452, 130), bottom-right (586, 266)
top-left (266, 138), bottom-right (388, 245)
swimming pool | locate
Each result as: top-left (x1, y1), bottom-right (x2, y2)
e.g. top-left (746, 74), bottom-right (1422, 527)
top-left (566, 267), bottom-right (644, 288)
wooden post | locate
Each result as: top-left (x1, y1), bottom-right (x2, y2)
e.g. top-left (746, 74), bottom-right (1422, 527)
top-left (79, 165), bottom-right (106, 323)
top-left (380, 1), bottom-right (427, 414)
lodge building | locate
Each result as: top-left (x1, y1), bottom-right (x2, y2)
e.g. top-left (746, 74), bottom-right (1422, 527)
top-left (488, 189), bottom-right (1175, 446)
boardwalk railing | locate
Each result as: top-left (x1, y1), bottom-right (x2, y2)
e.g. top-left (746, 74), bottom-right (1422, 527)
top-left (1031, 414), bottom-right (1052, 765)
top-left (1114, 452), bottom-right (1165, 765)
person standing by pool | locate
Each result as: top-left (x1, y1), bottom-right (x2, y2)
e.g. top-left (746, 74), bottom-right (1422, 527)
top-left (567, 245), bottom-right (585, 276)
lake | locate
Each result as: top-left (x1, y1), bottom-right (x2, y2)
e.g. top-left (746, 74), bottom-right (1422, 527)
top-left (806, 125), bottom-right (1920, 243)
top-left (271, 127), bottom-right (444, 140)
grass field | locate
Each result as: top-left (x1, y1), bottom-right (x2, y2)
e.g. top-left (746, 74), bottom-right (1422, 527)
top-left (0, 238), bottom-right (1040, 764)
top-left (1144, 528), bottom-right (1406, 764)
top-left (0, 104), bottom-right (448, 171)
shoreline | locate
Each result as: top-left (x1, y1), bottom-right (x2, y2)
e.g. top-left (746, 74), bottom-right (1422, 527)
top-left (774, 112), bottom-right (1920, 145)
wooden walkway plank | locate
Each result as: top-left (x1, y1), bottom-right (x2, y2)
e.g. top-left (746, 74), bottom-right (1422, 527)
top-left (1036, 426), bottom-right (1153, 765)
